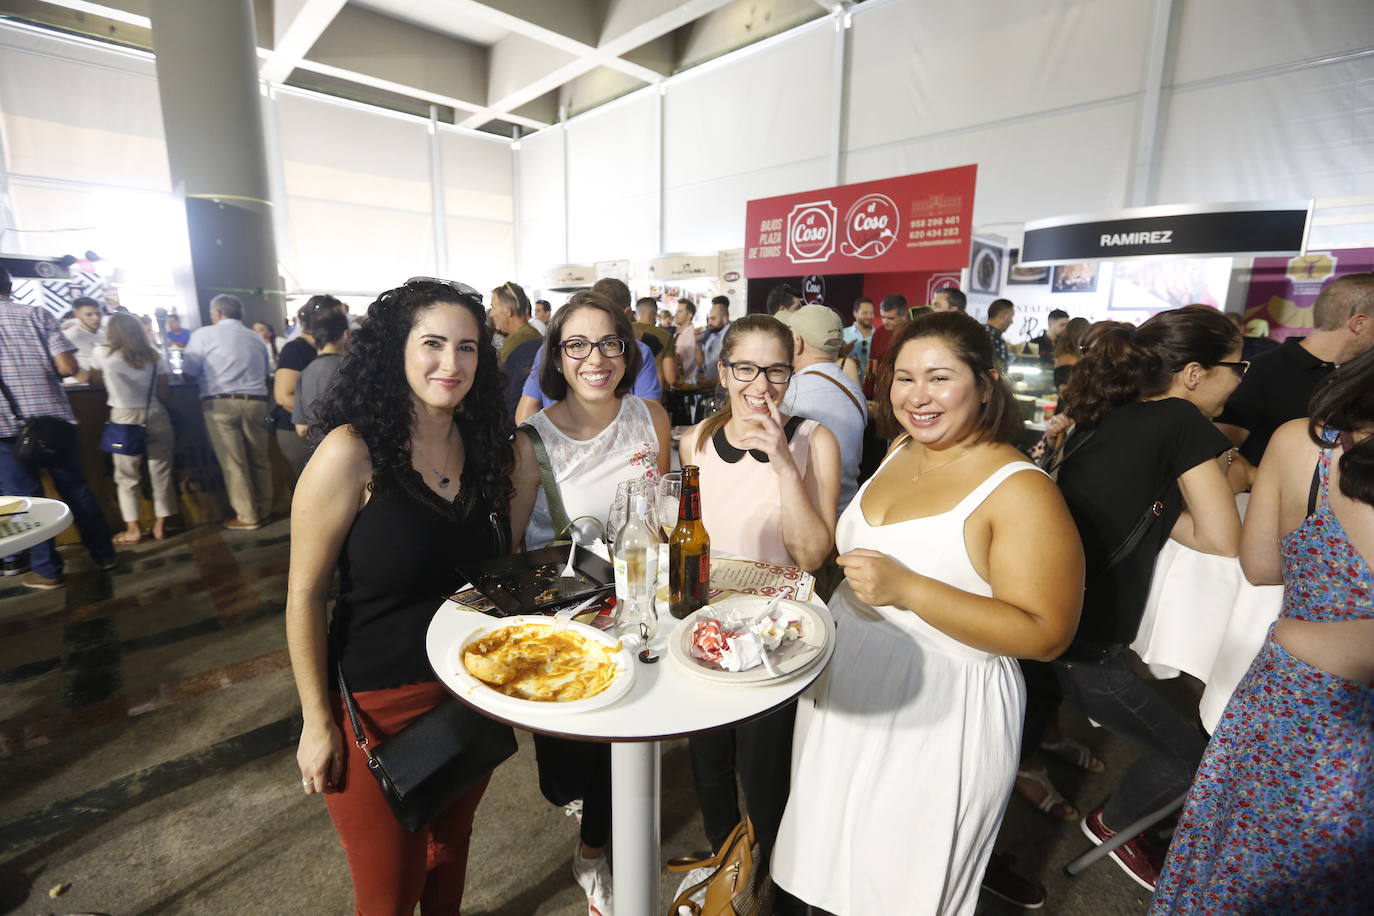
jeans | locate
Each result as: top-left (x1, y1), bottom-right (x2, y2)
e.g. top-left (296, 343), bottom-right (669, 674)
top-left (1053, 648), bottom-right (1206, 831)
top-left (0, 434), bottom-right (115, 578)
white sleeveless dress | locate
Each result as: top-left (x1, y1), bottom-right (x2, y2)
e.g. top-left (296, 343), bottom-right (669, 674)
top-left (772, 445), bottom-right (1042, 915)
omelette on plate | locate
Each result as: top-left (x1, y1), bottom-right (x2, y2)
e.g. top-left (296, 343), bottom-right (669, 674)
top-left (463, 624), bottom-right (621, 702)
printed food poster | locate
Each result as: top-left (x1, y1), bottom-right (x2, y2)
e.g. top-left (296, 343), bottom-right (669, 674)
top-left (968, 241), bottom-right (1004, 294)
top-left (1243, 249), bottom-right (1374, 339)
top-left (1051, 263), bottom-right (1098, 293)
top-left (1108, 257), bottom-right (1232, 311)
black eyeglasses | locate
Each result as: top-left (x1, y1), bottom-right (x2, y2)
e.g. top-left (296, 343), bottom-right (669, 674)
top-left (722, 360), bottom-right (793, 384)
top-left (1212, 360), bottom-right (1250, 377)
top-left (560, 336), bottom-right (627, 359)
top-left (405, 276), bottom-right (484, 304)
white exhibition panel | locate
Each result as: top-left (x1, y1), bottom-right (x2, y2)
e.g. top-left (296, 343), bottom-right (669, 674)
top-left (440, 129), bottom-right (514, 222)
top-left (1155, 57), bottom-right (1374, 204)
top-left (0, 33), bottom-right (170, 191)
top-left (1171, 0), bottom-right (1374, 85)
top-left (566, 93), bottom-right (659, 263)
top-left (516, 127), bottom-right (567, 277)
top-left (845, 98), bottom-right (1139, 228)
top-left (286, 197), bottom-right (435, 295)
top-left (274, 92), bottom-right (432, 213)
top-left (845, 0), bottom-right (1150, 154)
top-left (445, 217), bottom-right (515, 295)
top-left (662, 157), bottom-right (832, 254)
top-left (663, 22), bottom-right (836, 193)
top-left (273, 91), bottom-right (437, 293)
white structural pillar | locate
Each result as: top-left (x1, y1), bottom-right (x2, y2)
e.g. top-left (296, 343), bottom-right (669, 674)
top-left (148, 0), bottom-right (282, 327)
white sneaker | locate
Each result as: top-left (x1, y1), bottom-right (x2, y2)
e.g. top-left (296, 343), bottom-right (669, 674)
top-left (571, 843), bottom-right (613, 916)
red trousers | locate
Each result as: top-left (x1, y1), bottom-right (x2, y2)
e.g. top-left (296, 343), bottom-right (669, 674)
top-left (326, 681), bottom-right (491, 916)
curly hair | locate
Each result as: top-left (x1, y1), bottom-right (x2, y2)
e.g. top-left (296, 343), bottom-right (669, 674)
top-left (1060, 306), bottom-right (1240, 430)
top-left (316, 280), bottom-right (514, 515)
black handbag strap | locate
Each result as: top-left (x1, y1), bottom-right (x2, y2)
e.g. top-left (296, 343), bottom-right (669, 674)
top-left (334, 659), bottom-right (375, 758)
top-left (140, 361), bottom-right (158, 415)
top-left (0, 374), bottom-right (26, 424)
top-left (1096, 482), bottom-right (1169, 580)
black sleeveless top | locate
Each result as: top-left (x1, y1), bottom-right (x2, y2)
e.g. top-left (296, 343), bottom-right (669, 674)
top-left (329, 474), bottom-right (505, 692)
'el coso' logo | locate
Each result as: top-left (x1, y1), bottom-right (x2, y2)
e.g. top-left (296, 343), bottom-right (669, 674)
top-left (841, 193), bottom-right (899, 259)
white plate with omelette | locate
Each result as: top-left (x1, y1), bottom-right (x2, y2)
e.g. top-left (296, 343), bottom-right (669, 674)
top-left (449, 616), bottom-right (634, 715)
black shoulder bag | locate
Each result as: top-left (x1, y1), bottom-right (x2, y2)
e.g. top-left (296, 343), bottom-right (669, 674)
top-left (333, 502), bottom-right (518, 833)
top-left (0, 325), bottom-right (79, 467)
top-left (335, 661), bottom-right (517, 833)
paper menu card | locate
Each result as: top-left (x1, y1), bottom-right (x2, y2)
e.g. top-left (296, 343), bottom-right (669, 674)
top-left (707, 557), bottom-right (815, 603)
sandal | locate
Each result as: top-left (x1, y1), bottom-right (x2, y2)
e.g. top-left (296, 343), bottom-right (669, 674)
top-left (1040, 736), bottom-right (1106, 773)
top-left (1015, 767), bottom-right (1079, 822)
top-left (113, 532), bottom-right (143, 546)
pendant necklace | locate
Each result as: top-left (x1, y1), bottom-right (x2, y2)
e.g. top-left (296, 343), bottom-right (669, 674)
top-left (425, 426), bottom-right (455, 490)
top-left (912, 446), bottom-right (972, 483)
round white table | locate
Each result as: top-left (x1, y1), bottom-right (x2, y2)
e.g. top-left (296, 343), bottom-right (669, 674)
top-left (427, 599), bottom-right (835, 915)
top-left (0, 497), bottom-right (73, 555)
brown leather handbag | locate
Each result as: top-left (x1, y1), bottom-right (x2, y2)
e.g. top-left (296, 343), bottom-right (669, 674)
top-left (668, 817), bottom-right (763, 916)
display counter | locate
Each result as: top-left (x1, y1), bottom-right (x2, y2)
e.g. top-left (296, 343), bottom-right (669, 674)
top-left (43, 376), bottom-right (295, 544)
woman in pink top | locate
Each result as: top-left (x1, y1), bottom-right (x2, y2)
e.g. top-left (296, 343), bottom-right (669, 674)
top-left (676, 313), bottom-right (841, 883)
top-left (680, 313), bottom-right (840, 571)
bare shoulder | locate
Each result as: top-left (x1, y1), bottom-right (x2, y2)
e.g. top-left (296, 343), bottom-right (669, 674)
top-left (807, 421), bottom-right (839, 453)
top-left (643, 397), bottom-right (671, 429)
top-left (680, 423), bottom-right (702, 462)
top-left (310, 426), bottom-right (373, 484)
top-left (1267, 418), bottom-right (1316, 459)
top-left (981, 448), bottom-right (1063, 509)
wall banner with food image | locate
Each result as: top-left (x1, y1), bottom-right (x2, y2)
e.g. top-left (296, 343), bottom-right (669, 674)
top-left (1242, 248), bottom-right (1374, 340)
top-left (1006, 249), bottom-right (1049, 285)
top-left (1020, 200), bottom-right (1311, 266)
top-left (968, 239), bottom-right (1006, 294)
top-left (743, 165), bottom-right (977, 278)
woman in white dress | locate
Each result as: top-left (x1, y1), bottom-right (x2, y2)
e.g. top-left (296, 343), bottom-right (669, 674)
top-left (772, 311), bottom-right (1084, 915)
top-left (510, 289), bottom-right (671, 916)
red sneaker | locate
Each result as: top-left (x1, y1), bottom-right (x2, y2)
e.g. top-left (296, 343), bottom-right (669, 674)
top-left (1080, 807), bottom-right (1162, 891)
top-left (981, 852), bottom-right (1046, 909)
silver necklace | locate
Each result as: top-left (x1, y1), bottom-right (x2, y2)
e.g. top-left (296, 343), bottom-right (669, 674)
top-left (423, 426), bottom-right (454, 490)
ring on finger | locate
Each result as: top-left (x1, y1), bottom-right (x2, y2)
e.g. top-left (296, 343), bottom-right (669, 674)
top-left (302, 778), bottom-right (315, 787)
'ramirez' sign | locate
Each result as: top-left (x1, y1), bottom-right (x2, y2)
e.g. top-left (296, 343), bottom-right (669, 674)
top-left (1020, 201), bottom-right (1311, 265)
top-left (744, 165), bottom-right (977, 278)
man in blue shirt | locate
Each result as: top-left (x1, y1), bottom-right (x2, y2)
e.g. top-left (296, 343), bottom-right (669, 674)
top-left (182, 294), bottom-right (274, 530)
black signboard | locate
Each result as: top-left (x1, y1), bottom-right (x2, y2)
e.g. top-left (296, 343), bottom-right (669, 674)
top-left (1020, 202), bottom-right (1310, 265)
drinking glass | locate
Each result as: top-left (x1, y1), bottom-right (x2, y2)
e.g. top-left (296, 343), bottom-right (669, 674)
top-left (657, 472), bottom-right (682, 539)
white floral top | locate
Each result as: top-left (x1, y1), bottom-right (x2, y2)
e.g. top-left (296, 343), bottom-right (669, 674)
top-left (525, 395), bottom-right (659, 549)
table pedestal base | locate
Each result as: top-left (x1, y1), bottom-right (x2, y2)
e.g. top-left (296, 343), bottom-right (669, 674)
top-left (611, 740), bottom-right (661, 913)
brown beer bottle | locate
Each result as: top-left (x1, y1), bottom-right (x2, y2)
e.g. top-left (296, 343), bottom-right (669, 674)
top-left (669, 465), bottom-right (710, 619)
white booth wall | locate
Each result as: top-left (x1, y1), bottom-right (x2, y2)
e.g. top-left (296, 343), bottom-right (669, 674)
top-left (520, 0), bottom-right (1374, 267)
top-left (0, 21), bottom-right (515, 320)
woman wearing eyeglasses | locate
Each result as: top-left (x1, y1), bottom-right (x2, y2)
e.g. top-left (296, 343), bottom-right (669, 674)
top-left (510, 289), bottom-right (671, 916)
top-left (1047, 305), bottom-right (1245, 891)
top-left (675, 313), bottom-right (841, 887)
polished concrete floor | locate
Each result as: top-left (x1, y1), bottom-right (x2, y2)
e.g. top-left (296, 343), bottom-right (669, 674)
top-left (0, 519), bottom-right (1175, 914)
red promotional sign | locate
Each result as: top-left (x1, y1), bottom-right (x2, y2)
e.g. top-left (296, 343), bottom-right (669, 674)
top-left (744, 165), bottom-right (977, 278)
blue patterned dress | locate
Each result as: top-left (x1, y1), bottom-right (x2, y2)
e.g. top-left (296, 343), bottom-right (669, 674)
top-left (1151, 437), bottom-right (1374, 914)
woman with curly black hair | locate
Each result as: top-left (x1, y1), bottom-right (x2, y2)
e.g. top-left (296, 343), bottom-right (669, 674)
top-left (285, 278), bottom-right (533, 915)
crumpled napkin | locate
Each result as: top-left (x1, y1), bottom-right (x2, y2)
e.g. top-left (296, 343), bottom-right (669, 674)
top-left (689, 603), bottom-right (802, 672)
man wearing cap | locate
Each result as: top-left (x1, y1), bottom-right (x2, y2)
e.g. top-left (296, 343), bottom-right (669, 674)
top-left (776, 305), bottom-right (868, 514)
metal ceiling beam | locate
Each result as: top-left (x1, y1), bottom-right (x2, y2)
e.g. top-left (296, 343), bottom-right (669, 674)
top-left (260, 0), bottom-right (347, 84)
top-left (458, 0), bottom-right (735, 130)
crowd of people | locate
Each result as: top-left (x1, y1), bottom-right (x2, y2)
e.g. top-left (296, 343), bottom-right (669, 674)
top-left (4, 261), bottom-right (1373, 915)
